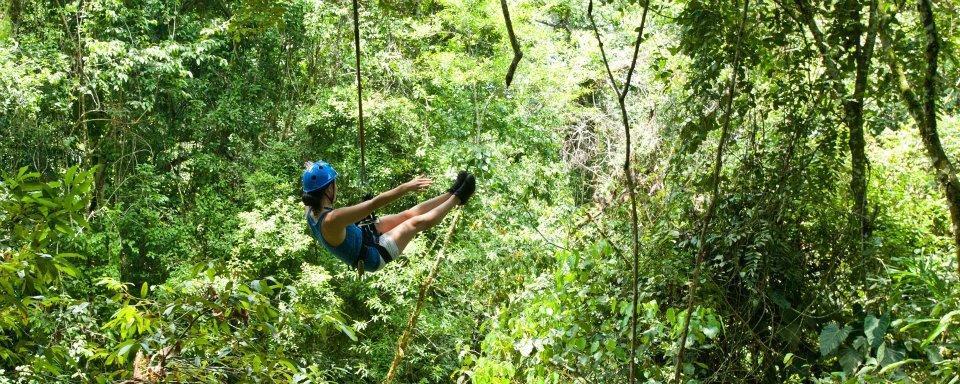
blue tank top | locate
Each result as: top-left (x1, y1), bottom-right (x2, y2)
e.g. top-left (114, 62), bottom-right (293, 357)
top-left (306, 208), bottom-right (383, 271)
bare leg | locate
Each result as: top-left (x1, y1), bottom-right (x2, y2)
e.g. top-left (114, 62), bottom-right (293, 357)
top-left (376, 192), bottom-right (452, 233)
top-left (383, 196), bottom-right (459, 253)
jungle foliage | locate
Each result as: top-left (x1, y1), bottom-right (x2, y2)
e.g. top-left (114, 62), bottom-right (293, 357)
top-left (1, 0), bottom-right (959, 382)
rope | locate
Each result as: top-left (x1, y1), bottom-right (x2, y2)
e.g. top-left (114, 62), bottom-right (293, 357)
top-left (672, 1), bottom-right (751, 382)
top-left (351, 0), bottom-right (366, 187)
top-left (382, 209), bottom-right (463, 384)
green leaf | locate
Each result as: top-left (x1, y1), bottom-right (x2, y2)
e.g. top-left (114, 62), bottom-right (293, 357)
top-left (839, 347), bottom-right (863, 374)
top-left (702, 323), bottom-right (720, 339)
top-left (140, 282), bottom-right (149, 297)
top-left (64, 166), bottom-right (77, 184)
top-left (876, 359), bottom-right (920, 375)
top-left (325, 314), bottom-right (357, 341)
top-left (864, 313), bottom-right (890, 350)
top-left (57, 252), bottom-right (84, 260)
top-left (277, 358), bottom-right (297, 372)
top-left (898, 318), bottom-right (937, 333)
top-left (852, 335), bottom-right (868, 350)
top-left (56, 261), bottom-right (80, 277)
top-left (877, 343), bottom-right (905, 367)
top-left (923, 309), bottom-right (960, 346)
top-left (115, 340), bottom-right (137, 359)
top-left (32, 197), bottom-right (57, 208)
top-left (21, 184), bottom-right (44, 195)
top-left (819, 322), bottom-right (851, 357)
top-left (924, 345), bottom-right (943, 364)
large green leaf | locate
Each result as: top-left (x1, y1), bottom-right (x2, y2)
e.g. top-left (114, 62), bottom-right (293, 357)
top-left (864, 313), bottom-right (890, 350)
top-left (839, 347), bottom-right (863, 374)
top-left (819, 322), bottom-right (852, 357)
top-left (877, 342), bottom-right (905, 368)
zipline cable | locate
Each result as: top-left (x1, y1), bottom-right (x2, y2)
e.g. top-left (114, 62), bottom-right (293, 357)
top-left (349, 0), bottom-right (369, 280)
top-left (351, 0), bottom-right (366, 187)
top-left (672, 0), bottom-right (751, 382)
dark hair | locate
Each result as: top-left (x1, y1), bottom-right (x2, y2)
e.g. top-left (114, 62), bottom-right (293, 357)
top-left (301, 183), bottom-right (333, 210)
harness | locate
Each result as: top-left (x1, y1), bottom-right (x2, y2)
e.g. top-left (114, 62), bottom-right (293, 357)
top-left (318, 206), bottom-right (392, 279)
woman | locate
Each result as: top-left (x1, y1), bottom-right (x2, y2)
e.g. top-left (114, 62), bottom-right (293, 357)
top-left (301, 161), bottom-right (476, 272)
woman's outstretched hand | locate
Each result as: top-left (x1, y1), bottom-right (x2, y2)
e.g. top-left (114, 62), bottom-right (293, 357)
top-left (403, 175), bottom-right (433, 193)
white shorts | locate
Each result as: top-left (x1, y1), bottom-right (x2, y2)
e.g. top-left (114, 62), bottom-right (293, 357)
top-left (378, 235), bottom-right (401, 260)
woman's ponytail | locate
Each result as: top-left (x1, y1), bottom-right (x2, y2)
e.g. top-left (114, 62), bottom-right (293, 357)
top-left (301, 191), bottom-right (321, 209)
top-left (301, 186), bottom-right (330, 210)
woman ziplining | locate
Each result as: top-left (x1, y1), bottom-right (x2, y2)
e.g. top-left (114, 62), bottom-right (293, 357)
top-left (300, 161), bottom-right (477, 272)
top-left (295, 0), bottom-right (478, 274)
top-left (299, 0), bottom-right (484, 275)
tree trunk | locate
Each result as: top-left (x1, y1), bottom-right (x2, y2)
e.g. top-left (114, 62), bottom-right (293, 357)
top-left (792, 0), bottom-right (877, 249)
top-left (585, 1), bottom-right (649, 380)
top-left (881, 0), bottom-right (960, 277)
top-left (674, 2), bottom-right (750, 382)
top-left (917, 0), bottom-right (960, 277)
top-left (837, 0), bottom-right (871, 246)
top-left (847, 0), bottom-right (878, 243)
top-left (846, 101), bottom-right (868, 240)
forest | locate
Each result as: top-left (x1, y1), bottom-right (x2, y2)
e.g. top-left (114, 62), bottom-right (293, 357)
top-left (2, 0), bottom-right (960, 382)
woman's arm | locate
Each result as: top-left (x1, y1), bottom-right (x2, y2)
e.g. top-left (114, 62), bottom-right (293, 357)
top-left (324, 176), bottom-right (432, 229)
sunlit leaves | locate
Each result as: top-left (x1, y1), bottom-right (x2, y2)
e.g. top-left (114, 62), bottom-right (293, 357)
top-left (3, 0), bottom-right (960, 381)
top-left (923, 309), bottom-right (960, 347)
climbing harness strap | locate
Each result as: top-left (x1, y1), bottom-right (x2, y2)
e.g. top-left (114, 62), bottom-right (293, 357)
top-left (358, 222), bottom-right (392, 262)
top-left (317, 208), bottom-right (371, 278)
top-left (356, 194), bottom-right (378, 227)
top-left (355, 219), bottom-right (394, 278)
top-left (317, 205), bottom-right (393, 279)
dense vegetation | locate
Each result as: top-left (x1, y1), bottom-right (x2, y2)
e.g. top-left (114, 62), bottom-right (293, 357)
top-left (2, 0), bottom-right (959, 382)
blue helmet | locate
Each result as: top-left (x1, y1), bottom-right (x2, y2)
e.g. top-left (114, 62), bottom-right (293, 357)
top-left (302, 161), bottom-right (338, 193)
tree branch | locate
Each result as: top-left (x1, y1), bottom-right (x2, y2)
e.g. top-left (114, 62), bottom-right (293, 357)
top-left (673, 0), bottom-right (750, 382)
top-left (917, 0), bottom-right (960, 278)
top-left (853, 0), bottom-right (879, 102)
top-left (878, 26), bottom-right (925, 126)
top-left (586, 1), bottom-right (649, 382)
top-left (789, 0), bottom-right (845, 96)
top-left (879, 0), bottom-right (960, 279)
top-left (919, 0), bottom-right (938, 129)
top-left (587, 0), bottom-right (623, 100)
top-left (501, 0), bottom-right (524, 87)
top-left (621, 2), bottom-right (650, 103)
top-left (383, 210), bottom-right (463, 384)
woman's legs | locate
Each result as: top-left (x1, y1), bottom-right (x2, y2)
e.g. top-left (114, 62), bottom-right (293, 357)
top-left (383, 195), bottom-right (459, 253)
top-left (376, 192), bottom-right (452, 233)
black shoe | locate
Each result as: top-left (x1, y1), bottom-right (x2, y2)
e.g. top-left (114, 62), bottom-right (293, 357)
top-left (447, 170), bottom-right (469, 194)
top-left (454, 174), bottom-right (476, 206)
